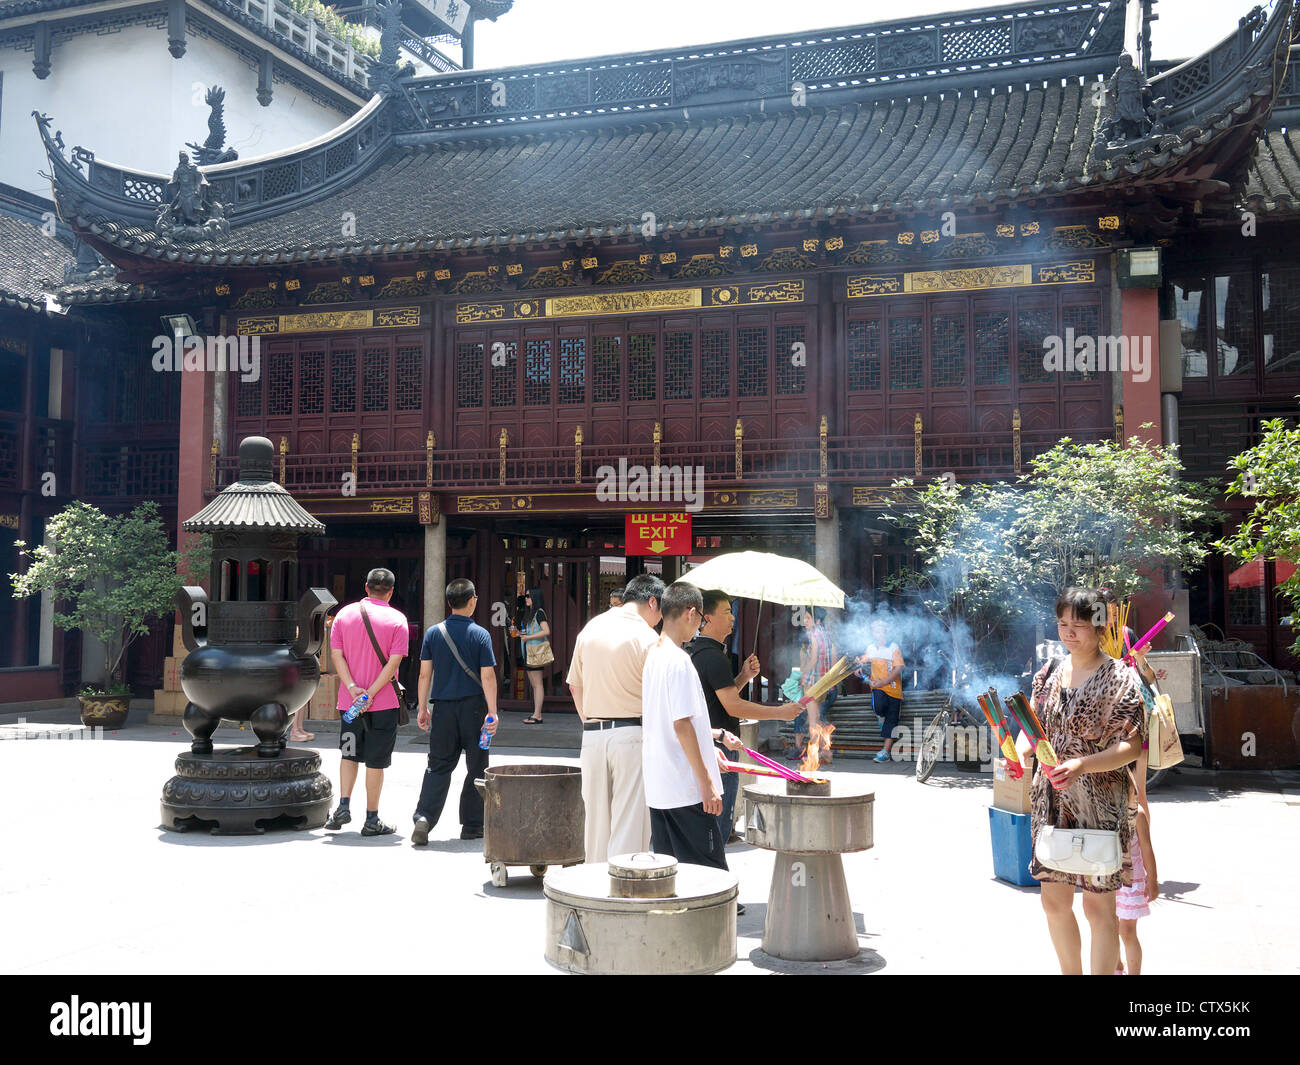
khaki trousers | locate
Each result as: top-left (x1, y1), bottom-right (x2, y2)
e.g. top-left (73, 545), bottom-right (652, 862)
top-left (580, 724), bottom-right (651, 864)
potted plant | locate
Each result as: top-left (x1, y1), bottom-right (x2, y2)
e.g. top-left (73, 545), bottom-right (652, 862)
top-left (10, 500), bottom-right (209, 729)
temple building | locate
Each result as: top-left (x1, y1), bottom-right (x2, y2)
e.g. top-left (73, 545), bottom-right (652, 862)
top-left (3, 0), bottom-right (1298, 709)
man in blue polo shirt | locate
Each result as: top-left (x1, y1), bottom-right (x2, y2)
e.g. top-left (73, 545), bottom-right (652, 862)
top-left (412, 577), bottom-right (498, 845)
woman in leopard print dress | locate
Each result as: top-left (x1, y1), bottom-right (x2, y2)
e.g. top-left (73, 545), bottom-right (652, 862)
top-left (1029, 587), bottom-right (1146, 975)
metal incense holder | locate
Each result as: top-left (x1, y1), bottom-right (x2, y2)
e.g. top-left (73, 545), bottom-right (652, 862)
top-left (744, 775), bottom-right (875, 961)
top-left (544, 852), bottom-right (737, 975)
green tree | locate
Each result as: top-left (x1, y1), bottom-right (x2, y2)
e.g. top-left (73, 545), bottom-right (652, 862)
top-left (885, 435), bottom-right (1216, 674)
top-left (1217, 406), bottom-right (1300, 656)
top-left (10, 501), bottom-right (209, 694)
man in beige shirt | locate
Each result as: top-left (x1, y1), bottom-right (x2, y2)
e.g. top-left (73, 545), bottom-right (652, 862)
top-left (566, 573), bottom-right (663, 863)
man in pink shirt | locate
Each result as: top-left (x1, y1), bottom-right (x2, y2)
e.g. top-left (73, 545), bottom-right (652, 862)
top-left (324, 568), bottom-right (409, 836)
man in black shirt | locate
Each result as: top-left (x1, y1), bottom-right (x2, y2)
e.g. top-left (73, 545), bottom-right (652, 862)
top-left (685, 589), bottom-right (801, 842)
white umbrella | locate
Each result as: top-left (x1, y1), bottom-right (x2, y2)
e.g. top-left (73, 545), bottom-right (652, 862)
top-left (680, 551), bottom-right (845, 607)
top-left (680, 551), bottom-right (845, 656)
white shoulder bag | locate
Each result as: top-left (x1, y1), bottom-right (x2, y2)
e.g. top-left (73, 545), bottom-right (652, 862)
top-left (1035, 825), bottom-right (1121, 880)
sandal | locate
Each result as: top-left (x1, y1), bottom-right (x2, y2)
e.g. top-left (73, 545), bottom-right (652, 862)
top-left (522, 717), bottom-right (543, 724)
top-left (290, 731), bottom-right (315, 742)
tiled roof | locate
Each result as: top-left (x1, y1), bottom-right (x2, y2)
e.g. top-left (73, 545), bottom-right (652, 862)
top-left (1244, 128), bottom-right (1300, 213)
top-left (0, 211), bottom-right (76, 312)
top-left (62, 77), bottom-right (1277, 267)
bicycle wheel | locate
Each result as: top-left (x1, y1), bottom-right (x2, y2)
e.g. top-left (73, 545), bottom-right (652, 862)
top-left (916, 710), bottom-right (947, 782)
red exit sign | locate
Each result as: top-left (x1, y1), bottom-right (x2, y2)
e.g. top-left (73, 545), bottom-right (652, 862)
top-left (625, 513), bottom-right (692, 556)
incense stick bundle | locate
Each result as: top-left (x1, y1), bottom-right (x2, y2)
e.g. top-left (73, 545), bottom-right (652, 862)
top-left (724, 763), bottom-right (788, 779)
top-left (1004, 692), bottom-right (1059, 767)
top-left (977, 691), bottom-right (1020, 768)
top-left (740, 744), bottom-right (813, 784)
top-left (1100, 599), bottom-right (1131, 659)
top-left (799, 655), bottom-right (855, 705)
top-left (1124, 612), bottom-right (1175, 664)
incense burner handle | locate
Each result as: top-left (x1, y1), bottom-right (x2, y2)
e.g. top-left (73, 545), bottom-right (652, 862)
top-left (176, 586), bottom-right (208, 652)
top-left (292, 588), bottom-right (337, 657)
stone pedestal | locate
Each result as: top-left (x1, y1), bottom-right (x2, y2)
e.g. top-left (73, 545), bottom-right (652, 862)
top-left (161, 746), bottom-right (331, 834)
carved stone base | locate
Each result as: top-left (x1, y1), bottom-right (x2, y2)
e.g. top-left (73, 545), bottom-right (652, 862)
top-left (161, 746), bottom-right (331, 834)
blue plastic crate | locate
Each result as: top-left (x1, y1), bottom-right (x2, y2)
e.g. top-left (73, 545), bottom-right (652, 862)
top-left (988, 805), bottom-right (1036, 887)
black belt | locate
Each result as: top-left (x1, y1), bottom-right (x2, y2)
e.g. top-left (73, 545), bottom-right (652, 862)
top-left (582, 718), bottom-right (641, 731)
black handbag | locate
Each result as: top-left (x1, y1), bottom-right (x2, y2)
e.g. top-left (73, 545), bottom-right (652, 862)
top-left (359, 603), bottom-right (411, 726)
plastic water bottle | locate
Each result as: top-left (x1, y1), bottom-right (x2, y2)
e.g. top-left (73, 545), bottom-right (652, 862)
top-left (478, 713), bottom-right (496, 750)
top-left (341, 691), bottom-right (370, 724)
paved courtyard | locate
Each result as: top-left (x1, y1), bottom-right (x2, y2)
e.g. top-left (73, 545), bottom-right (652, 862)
top-left (3, 712), bottom-right (1297, 975)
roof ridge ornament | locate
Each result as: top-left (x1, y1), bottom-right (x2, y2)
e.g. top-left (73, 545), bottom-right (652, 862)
top-left (155, 151), bottom-right (231, 242)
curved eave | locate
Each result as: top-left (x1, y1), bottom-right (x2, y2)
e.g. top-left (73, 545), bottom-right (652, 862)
top-left (56, 89), bottom-right (1279, 272)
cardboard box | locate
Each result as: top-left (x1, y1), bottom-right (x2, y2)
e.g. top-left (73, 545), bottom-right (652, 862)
top-left (163, 656), bottom-right (185, 693)
top-left (153, 689), bottom-right (187, 716)
top-left (308, 674), bottom-right (341, 719)
top-left (992, 751), bottom-right (1034, 814)
top-left (317, 619), bottom-right (335, 675)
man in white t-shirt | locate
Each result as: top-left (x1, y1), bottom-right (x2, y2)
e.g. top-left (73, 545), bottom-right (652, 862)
top-left (641, 580), bottom-right (744, 871)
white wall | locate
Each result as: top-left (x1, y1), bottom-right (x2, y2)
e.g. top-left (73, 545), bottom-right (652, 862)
top-left (1, 20), bottom-right (357, 197)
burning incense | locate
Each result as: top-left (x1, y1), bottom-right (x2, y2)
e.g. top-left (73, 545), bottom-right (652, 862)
top-left (1123, 612), bottom-right (1175, 665)
top-left (800, 721), bottom-right (835, 774)
top-left (798, 656), bottom-right (855, 705)
top-left (740, 744), bottom-right (813, 784)
top-left (1004, 692), bottom-right (1058, 767)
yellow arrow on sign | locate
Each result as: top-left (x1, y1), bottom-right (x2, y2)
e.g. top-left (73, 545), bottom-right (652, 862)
top-left (649, 540), bottom-right (667, 553)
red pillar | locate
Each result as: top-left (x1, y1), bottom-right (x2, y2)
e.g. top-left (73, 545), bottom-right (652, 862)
top-left (176, 365), bottom-right (214, 550)
top-left (1119, 287), bottom-right (1162, 448)
top-left (1120, 286), bottom-right (1171, 643)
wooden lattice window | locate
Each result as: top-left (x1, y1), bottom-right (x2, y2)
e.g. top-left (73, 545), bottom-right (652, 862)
top-left (1263, 264), bottom-right (1300, 375)
top-left (114, 359), bottom-right (139, 423)
top-left (395, 345), bottom-right (422, 410)
top-left (1215, 273), bottom-right (1256, 377)
top-left (363, 347), bottom-right (389, 411)
top-left (737, 326), bottom-right (768, 397)
top-left (330, 348), bottom-right (356, 413)
top-left (525, 337), bottom-right (552, 406)
top-left (593, 335), bottom-right (622, 403)
top-left (1016, 307), bottom-right (1054, 384)
top-left (1173, 279), bottom-right (1209, 379)
top-left (700, 329), bottom-right (730, 398)
top-left (268, 354), bottom-right (294, 415)
top-left (847, 319), bottom-right (880, 391)
top-left (664, 331), bottom-right (694, 399)
top-left (930, 313), bottom-right (967, 388)
top-left (559, 336), bottom-right (586, 405)
top-left (629, 333), bottom-right (657, 401)
top-left (974, 310), bottom-right (1010, 386)
top-left (299, 349), bottom-right (325, 414)
top-left (888, 316), bottom-right (923, 391)
top-left (1061, 305), bottom-right (1100, 381)
top-left (490, 339), bottom-right (517, 407)
top-left (237, 374), bottom-right (262, 416)
top-left (775, 323), bottom-right (806, 395)
top-left (456, 342), bottom-right (484, 409)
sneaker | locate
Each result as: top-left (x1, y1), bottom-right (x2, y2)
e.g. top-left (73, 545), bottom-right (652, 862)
top-left (873, 750), bottom-right (890, 763)
top-left (460, 827), bottom-right (483, 840)
top-left (411, 817), bottom-right (431, 846)
top-left (360, 818), bottom-right (396, 837)
top-left (324, 806), bottom-right (352, 830)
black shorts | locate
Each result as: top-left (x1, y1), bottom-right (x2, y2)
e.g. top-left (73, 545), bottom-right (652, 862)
top-left (340, 707), bottom-right (399, 769)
